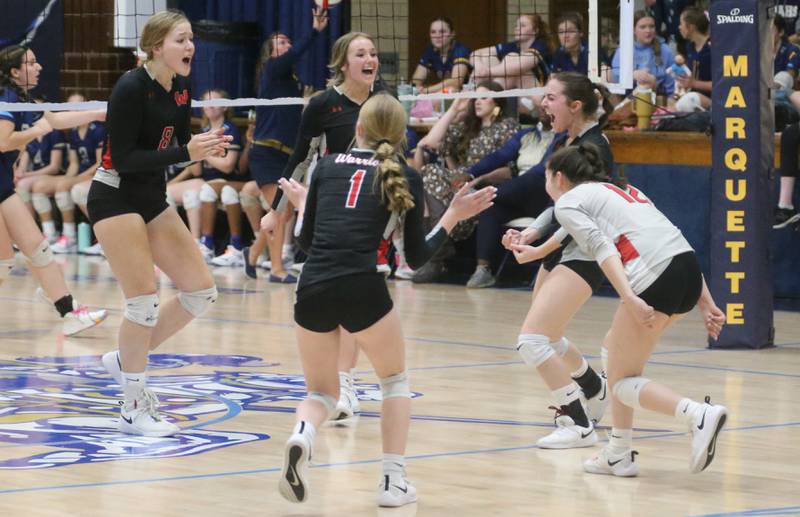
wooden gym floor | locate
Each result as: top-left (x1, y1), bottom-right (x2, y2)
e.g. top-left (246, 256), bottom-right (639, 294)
top-left (0, 255), bottom-right (798, 517)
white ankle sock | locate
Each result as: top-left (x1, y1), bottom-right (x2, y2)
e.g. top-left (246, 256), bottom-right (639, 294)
top-left (122, 372), bottom-right (146, 402)
top-left (63, 222), bottom-right (76, 238)
top-left (778, 203), bottom-right (794, 210)
top-left (382, 453), bottom-right (406, 476)
top-left (552, 382), bottom-right (582, 407)
top-left (600, 347), bottom-right (609, 374)
top-left (609, 428), bottom-right (633, 454)
top-left (675, 397), bottom-right (702, 425)
top-left (42, 221), bottom-right (56, 238)
top-left (293, 420), bottom-right (316, 444)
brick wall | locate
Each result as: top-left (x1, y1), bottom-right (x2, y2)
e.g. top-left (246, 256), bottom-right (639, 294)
top-left (61, 0), bottom-right (136, 101)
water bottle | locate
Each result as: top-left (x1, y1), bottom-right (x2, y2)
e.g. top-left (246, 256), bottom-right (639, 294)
top-left (77, 222), bottom-right (91, 253)
top-left (397, 77), bottom-right (413, 113)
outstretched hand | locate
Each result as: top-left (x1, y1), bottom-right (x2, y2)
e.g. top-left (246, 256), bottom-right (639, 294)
top-left (312, 7), bottom-right (329, 32)
top-left (278, 178), bottom-right (307, 209)
top-left (448, 181), bottom-right (496, 220)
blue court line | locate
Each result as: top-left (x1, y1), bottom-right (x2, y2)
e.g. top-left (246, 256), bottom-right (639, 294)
top-left (690, 506), bottom-right (800, 517)
top-left (0, 420), bottom-right (798, 495)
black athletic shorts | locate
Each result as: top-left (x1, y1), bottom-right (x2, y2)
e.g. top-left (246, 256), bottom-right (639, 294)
top-left (542, 249), bottom-right (605, 293)
top-left (249, 144), bottom-right (290, 187)
top-left (294, 272), bottom-right (394, 333)
top-left (638, 251), bottom-right (702, 316)
top-left (87, 178), bottom-right (169, 224)
top-left (0, 170), bottom-right (15, 204)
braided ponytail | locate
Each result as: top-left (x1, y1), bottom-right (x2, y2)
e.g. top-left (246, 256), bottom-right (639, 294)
top-left (547, 143), bottom-right (626, 188)
top-left (358, 94), bottom-right (415, 213)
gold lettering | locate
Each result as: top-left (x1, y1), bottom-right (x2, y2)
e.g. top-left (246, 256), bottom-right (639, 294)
top-left (724, 87), bottom-right (747, 108)
top-left (725, 117), bottom-right (746, 138)
top-left (725, 272), bottom-right (745, 293)
top-left (723, 55), bottom-right (748, 77)
top-left (727, 303), bottom-right (744, 324)
top-left (725, 148), bottom-right (747, 171)
top-left (725, 179), bottom-right (747, 201)
top-left (725, 241), bottom-right (746, 262)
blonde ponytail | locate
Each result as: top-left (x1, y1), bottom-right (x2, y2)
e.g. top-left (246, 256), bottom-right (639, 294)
top-left (358, 94), bottom-right (415, 213)
top-left (374, 141), bottom-right (414, 213)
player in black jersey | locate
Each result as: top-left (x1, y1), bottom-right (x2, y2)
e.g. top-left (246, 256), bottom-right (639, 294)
top-left (275, 94), bottom-right (496, 507)
top-left (1, 44), bottom-right (108, 336)
top-left (260, 31), bottom-right (389, 420)
top-left (89, 11), bottom-right (230, 437)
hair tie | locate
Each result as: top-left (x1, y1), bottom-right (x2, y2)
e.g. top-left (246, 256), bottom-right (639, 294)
top-left (376, 139), bottom-right (392, 147)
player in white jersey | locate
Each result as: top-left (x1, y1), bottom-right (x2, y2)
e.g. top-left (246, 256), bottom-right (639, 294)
top-left (511, 143), bottom-right (728, 477)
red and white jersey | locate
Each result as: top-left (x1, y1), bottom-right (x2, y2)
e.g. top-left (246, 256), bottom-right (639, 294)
top-left (554, 182), bottom-right (693, 293)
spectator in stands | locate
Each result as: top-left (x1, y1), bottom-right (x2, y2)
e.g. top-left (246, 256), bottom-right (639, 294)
top-left (412, 17), bottom-right (471, 93)
top-left (471, 14), bottom-right (552, 90)
top-left (644, 0), bottom-right (696, 54)
top-left (50, 92), bottom-right (104, 254)
top-left (412, 81), bottom-right (518, 282)
top-left (14, 116), bottom-right (66, 242)
top-left (675, 6), bottom-right (711, 111)
top-left (610, 10), bottom-right (675, 99)
top-left (774, 14), bottom-right (800, 78)
top-left (551, 13), bottom-right (609, 75)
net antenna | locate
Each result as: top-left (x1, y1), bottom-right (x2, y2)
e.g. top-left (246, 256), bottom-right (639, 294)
top-left (114, 0), bottom-right (166, 48)
top-left (589, 0), bottom-right (634, 94)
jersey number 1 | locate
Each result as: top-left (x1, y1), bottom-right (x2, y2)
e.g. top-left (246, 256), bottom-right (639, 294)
top-left (346, 169), bottom-right (366, 208)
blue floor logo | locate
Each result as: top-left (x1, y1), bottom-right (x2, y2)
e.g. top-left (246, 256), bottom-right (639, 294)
top-left (0, 354), bottom-right (386, 469)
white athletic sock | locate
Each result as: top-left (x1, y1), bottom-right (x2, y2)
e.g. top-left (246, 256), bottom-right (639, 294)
top-left (339, 371), bottom-right (352, 389)
top-left (382, 453), bottom-right (406, 476)
top-left (292, 420), bottom-right (316, 445)
top-left (122, 372), bottom-right (147, 403)
top-left (609, 427), bottom-right (633, 454)
top-left (778, 203), bottom-right (795, 210)
top-left (675, 397), bottom-right (703, 425)
top-left (42, 221), bottom-right (56, 238)
top-left (551, 381), bottom-right (582, 407)
top-left (571, 357), bottom-right (589, 378)
top-left (62, 222), bottom-right (76, 238)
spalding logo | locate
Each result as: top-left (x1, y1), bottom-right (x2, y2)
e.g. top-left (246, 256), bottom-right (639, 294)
top-left (716, 7), bottom-right (754, 24)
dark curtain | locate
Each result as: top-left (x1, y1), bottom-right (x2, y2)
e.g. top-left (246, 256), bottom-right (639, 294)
top-left (178, 0), bottom-right (345, 92)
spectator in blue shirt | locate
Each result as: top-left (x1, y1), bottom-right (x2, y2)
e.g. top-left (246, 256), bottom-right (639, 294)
top-left (774, 14), bottom-right (800, 77)
top-left (676, 6), bottom-right (711, 110)
top-left (412, 17), bottom-right (471, 93)
top-left (644, 0), bottom-right (696, 53)
top-left (610, 11), bottom-right (676, 97)
top-left (471, 14), bottom-right (553, 90)
top-left (551, 13), bottom-right (609, 75)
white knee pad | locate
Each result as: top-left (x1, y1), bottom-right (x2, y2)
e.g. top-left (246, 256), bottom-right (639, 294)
top-left (0, 258), bottom-right (14, 281)
top-left (220, 185), bottom-right (239, 206)
top-left (31, 193), bottom-right (52, 214)
top-left (199, 183), bottom-right (218, 204)
top-left (55, 191), bottom-right (75, 211)
top-left (380, 370), bottom-right (411, 400)
top-left (613, 376), bottom-right (651, 410)
top-left (26, 240), bottom-right (53, 268)
top-left (178, 286), bottom-right (218, 317)
top-left (308, 391), bottom-right (337, 419)
top-left (516, 334), bottom-right (554, 367)
top-left (165, 192), bottom-right (176, 208)
top-left (16, 187), bottom-right (31, 204)
top-left (124, 293), bottom-right (160, 327)
top-left (550, 337), bottom-right (569, 357)
top-left (182, 189), bottom-right (201, 210)
top-left (71, 182), bottom-right (89, 206)
top-left (239, 191), bottom-right (259, 208)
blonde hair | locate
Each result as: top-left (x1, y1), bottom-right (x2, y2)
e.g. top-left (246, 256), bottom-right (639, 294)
top-left (200, 89), bottom-right (231, 127)
top-left (358, 94), bottom-right (414, 213)
top-left (140, 9), bottom-right (189, 62)
top-left (327, 32), bottom-right (375, 87)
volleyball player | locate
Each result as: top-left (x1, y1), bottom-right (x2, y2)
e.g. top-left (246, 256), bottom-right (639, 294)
top-left (511, 143), bottom-right (727, 476)
top-left (261, 31), bottom-right (390, 420)
top-left (275, 94), bottom-right (496, 507)
top-left (0, 44), bottom-right (107, 336)
top-left (91, 10), bottom-right (229, 436)
top-left (495, 73), bottom-right (614, 448)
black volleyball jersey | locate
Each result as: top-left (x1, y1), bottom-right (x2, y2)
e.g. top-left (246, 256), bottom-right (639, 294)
top-left (101, 66), bottom-right (192, 185)
top-left (273, 81), bottom-right (390, 210)
top-left (297, 149), bottom-right (447, 290)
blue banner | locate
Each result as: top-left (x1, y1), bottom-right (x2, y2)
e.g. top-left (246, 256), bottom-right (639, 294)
top-left (709, 1), bottom-right (775, 348)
